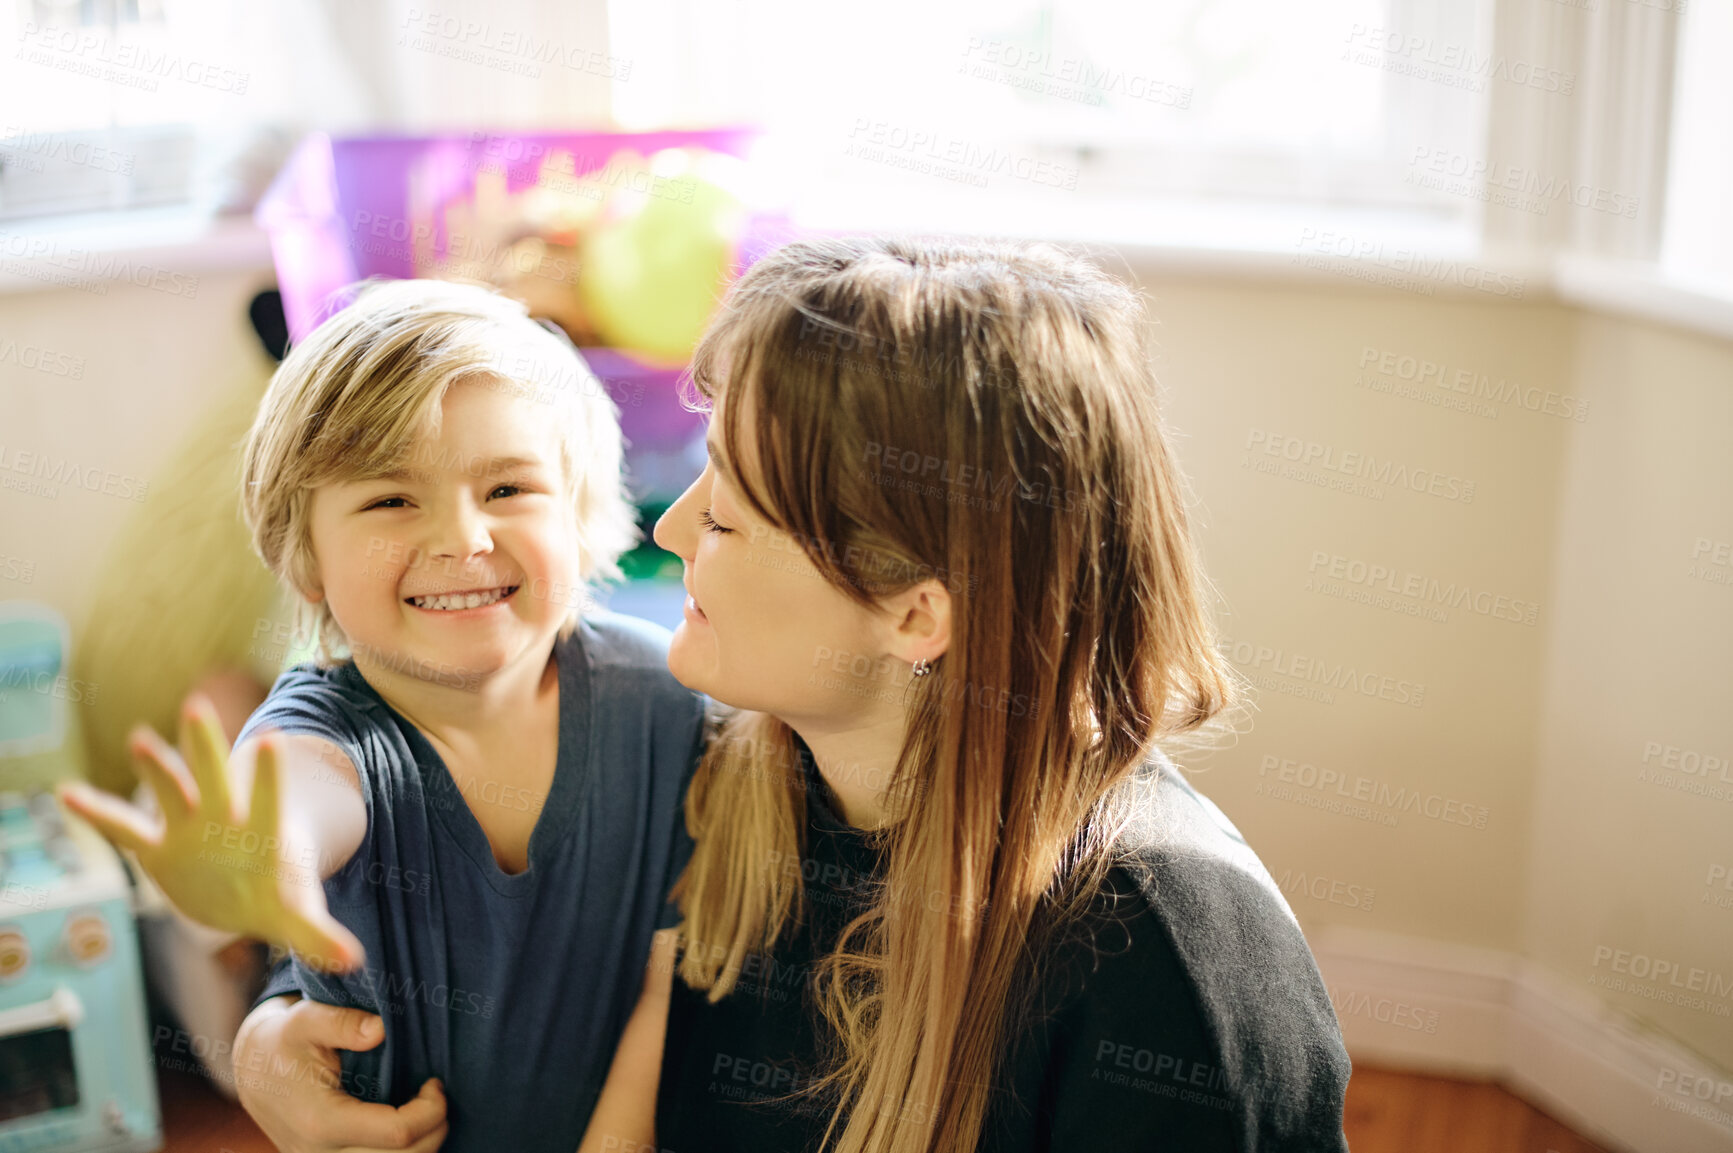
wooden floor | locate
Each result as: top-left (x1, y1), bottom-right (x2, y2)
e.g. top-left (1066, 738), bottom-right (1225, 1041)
top-left (1342, 1065), bottom-right (1611, 1153)
top-left (158, 1067), bottom-right (274, 1152)
top-left (157, 1061), bottom-right (1614, 1151)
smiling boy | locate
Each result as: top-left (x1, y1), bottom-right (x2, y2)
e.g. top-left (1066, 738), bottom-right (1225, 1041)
top-left (64, 278), bottom-right (707, 1151)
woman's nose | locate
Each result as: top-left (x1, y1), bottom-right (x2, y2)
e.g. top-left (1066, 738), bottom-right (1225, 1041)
top-left (653, 472), bottom-right (705, 562)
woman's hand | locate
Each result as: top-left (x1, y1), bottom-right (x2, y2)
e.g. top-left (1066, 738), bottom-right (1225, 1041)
top-left (57, 693), bottom-right (364, 973)
top-left (235, 995), bottom-right (448, 1152)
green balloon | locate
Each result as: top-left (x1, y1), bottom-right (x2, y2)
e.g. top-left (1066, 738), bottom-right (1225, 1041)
top-left (577, 156), bottom-right (744, 365)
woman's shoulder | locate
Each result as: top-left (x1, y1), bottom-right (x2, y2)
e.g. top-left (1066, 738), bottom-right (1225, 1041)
top-left (1104, 749), bottom-right (1309, 960)
top-left (1021, 753), bottom-right (1351, 1150)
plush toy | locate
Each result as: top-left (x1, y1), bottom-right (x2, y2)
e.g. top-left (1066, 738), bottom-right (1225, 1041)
top-left (66, 291), bottom-right (297, 1098)
top-left (70, 294), bottom-right (293, 797)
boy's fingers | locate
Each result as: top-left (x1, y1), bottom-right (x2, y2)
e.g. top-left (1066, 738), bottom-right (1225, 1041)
top-left (128, 726), bottom-right (197, 821)
top-left (180, 694), bottom-right (235, 824)
top-left (282, 904), bottom-right (365, 975)
top-left (56, 784), bottom-right (156, 856)
top-left (246, 736), bottom-right (283, 847)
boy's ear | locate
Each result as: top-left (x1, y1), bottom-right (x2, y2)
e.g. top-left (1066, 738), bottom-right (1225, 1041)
top-left (295, 543), bottom-right (325, 603)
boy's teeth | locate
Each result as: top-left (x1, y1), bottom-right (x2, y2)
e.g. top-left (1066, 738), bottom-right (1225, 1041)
top-left (412, 587), bottom-right (509, 611)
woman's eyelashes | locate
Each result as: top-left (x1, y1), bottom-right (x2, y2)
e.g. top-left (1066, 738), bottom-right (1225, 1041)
top-left (698, 505), bottom-right (734, 535)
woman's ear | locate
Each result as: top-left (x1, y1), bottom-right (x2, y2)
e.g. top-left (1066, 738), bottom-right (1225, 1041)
top-left (880, 578), bottom-right (952, 666)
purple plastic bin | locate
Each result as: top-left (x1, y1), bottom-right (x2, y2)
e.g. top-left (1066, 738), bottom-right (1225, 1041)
top-left (253, 127), bottom-right (793, 460)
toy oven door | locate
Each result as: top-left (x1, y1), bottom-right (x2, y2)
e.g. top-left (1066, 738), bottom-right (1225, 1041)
top-left (0, 991), bottom-right (82, 1123)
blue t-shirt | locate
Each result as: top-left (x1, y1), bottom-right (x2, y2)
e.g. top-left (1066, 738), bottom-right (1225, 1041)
top-left (235, 611), bottom-right (707, 1153)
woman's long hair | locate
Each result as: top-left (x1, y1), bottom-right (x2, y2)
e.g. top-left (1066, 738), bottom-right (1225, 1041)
top-left (669, 237), bottom-right (1239, 1153)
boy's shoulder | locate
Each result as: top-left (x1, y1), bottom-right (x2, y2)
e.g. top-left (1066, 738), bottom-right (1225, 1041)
top-left (236, 662), bottom-right (398, 774)
top-left (571, 608), bottom-right (678, 673)
top-left (252, 659), bottom-right (380, 724)
top-left (569, 609), bottom-right (708, 717)
top-left (266, 657), bottom-right (363, 693)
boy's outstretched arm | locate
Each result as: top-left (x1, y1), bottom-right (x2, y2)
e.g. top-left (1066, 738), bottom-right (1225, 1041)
top-left (576, 927), bottom-right (680, 1153)
top-left (58, 691), bottom-right (369, 973)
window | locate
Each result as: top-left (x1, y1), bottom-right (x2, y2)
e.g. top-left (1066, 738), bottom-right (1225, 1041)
top-left (1659, 0), bottom-right (1733, 297)
top-left (0, 0), bottom-right (201, 218)
top-left (2, 0), bottom-right (1711, 297)
top-left (0, 0), bottom-right (610, 224)
top-left (606, 0), bottom-right (1491, 229)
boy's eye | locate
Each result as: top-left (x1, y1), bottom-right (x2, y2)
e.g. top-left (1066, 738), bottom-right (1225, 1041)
top-left (364, 484), bottom-right (525, 510)
top-left (698, 506), bottom-right (734, 535)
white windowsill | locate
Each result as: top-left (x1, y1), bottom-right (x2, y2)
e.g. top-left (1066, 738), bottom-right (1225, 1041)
top-left (1548, 254), bottom-right (1733, 346)
top-left (0, 206), bottom-right (274, 296)
top-left (2, 200), bottom-right (1730, 347)
top-left (792, 187), bottom-right (1733, 342)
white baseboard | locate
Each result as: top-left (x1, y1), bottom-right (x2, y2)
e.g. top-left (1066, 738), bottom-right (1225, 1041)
top-left (1309, 926), bottom-right (1733, 1153)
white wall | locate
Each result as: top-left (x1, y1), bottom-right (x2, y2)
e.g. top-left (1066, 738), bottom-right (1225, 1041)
top-left (0, 265), bottom-right (277, 641)
top-left (1124, 261), bottom-right (1732, 1082)
top-left (1525, 311), bottom-right (1733, 1070)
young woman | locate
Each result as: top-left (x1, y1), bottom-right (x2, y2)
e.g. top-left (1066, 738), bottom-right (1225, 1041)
top-left (232, 236), bottom-right (1352, 1152)
top-left (618, 235), bottom-right (1351, 1151)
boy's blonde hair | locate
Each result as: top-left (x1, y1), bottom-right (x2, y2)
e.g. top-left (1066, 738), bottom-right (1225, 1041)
top-left (240, 278), bottom-right (639, 667)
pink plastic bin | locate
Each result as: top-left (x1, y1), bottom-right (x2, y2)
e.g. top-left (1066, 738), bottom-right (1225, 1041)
top-left (253, 127), bottom-right (788, 456)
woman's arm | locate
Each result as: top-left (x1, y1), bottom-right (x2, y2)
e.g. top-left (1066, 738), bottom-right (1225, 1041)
top-left (233, 993), bottom-right (449, 1153)
top-left (60, 692), bottom-right (369, 971)
top-left (576, 928), bottom-right (680, 1153)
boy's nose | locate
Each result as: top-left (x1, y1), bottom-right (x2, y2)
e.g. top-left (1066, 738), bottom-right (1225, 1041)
top-left (430, 498), bottom-right (493, 562)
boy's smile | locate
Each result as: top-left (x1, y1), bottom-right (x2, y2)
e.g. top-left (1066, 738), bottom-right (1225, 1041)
top-left (405, 583), bottom-right (521, 612)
